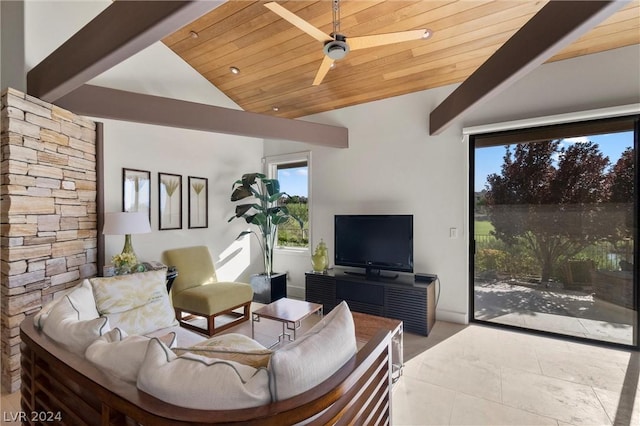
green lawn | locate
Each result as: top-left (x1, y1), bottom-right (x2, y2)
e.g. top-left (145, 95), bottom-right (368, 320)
top-left (474, 220), bottom-right (494, 235)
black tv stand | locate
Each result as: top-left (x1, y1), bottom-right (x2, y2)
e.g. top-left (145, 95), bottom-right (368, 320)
top-left (344, 269), bottom-right (399, 280)
top-left (305, 270), bottom-right (435, 335)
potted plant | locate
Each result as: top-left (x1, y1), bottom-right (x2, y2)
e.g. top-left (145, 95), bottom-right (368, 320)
top-left (228, 173), bottom-right (303, 303)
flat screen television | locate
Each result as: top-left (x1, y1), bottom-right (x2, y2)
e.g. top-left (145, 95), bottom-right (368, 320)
top-left (334, 214), bottom-right (413, 279)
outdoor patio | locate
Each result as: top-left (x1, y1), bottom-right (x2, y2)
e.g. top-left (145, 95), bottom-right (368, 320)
top-left (474, 281), bottom-right (635, 345)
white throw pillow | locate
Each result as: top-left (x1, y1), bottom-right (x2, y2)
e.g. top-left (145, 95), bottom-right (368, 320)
top-left (90, 270), bottom-right (177, 335)
top-left (34, 296), bottom-right (64, 330)
top-left (42, 295), bottom-right (110, 356)
top-left (137, 338), bottom-right (271, 410)
top-left (268, 301), bottom-right (357, 400)
top-left (85, 328), bottom-right (177, 384)
top-left (34, 279), bottom-right (98, 329)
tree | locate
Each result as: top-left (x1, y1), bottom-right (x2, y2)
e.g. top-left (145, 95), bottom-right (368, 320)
top-left (485, 140), bottom-right (610, 282)
top-left (609, 147), bottom-right (634, 203)
top-left (606, 147), bottom-right (635, 262)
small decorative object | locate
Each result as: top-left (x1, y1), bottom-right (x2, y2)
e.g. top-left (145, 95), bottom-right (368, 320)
top-left (159, 172), bottom-right (182, 230)
top-left (103, 264), bottom-right (116, 277)
top-left (112, 252), bottom-right (138, 275)
top-left (311, 239), bottom-right (329, 272)
top-left (188, 176), bottom-right (208, 229)
top-left (122, 168), bottom-right (151, 222)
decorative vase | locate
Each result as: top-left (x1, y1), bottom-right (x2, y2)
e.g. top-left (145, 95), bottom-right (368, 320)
top-left (318, 239), bottom-right (329, 270)
top-left (311, 253), bottom-right (327, 273)
top-left (311, 239), bottom-right (329, 273)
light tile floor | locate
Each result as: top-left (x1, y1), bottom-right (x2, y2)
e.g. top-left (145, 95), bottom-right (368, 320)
top-left (2, 319), bottom-right (638, 425)
top-left (394, 321), bottom-right (640, 425)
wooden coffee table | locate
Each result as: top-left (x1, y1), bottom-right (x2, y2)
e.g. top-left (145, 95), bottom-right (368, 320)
top-left (251, 298), bottom-right (323, 348)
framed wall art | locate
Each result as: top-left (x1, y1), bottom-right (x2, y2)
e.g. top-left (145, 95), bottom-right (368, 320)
top-left (158, 172), bottom-right (182, 230)
top-left (188, 176), bottom-right (208, 229)
top-left (122, 168), bottom-right (151, 221)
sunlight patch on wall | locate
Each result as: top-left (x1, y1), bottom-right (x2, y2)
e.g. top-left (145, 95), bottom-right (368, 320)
top-left (215, 234), bottom-right (251, 281)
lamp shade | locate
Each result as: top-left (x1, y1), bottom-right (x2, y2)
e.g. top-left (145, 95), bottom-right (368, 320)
top-left (103, 212), bottom-right (151, 235)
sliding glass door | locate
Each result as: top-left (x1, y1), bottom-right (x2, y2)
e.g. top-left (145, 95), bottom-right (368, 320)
top-left (471, 116), bottom-right (638, 347)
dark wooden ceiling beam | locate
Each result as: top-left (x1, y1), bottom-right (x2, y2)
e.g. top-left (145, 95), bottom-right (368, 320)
top-left (27, 0), bottom-right (224, 103)
top-left (429, 0), bottom-right (629, 135)
top-left (56, 85), bottom-right (348, 148)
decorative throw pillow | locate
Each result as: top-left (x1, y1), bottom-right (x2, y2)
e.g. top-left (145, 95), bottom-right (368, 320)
top-left (89, 270), bottom-right (177, 335)
top-left (268, 301), bottom-right (357, 401)
top-left (173, 333), bottom-right (272, 368)
top-left (85, 328), bottom-right (177, 383)
top-left (42, 295), bottom-right (110, 356)
top-left (68, 279), bottom-right (100, 318)
top-left (137, 338), bottom-right (271, 410)
top-left (34, 279), bottom-right (98, 329)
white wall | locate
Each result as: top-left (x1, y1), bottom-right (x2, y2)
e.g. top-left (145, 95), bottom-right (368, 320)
top-left (266, 45), bottom-right (640, 323)
top-left (101, 119), bottom-right (263, 281)
top-left (23, 0), bottom-right (265, 281)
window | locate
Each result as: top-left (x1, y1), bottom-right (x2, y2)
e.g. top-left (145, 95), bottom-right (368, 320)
top-left (265, 152), bottom-right (310, 249)
top-left (471, 115), bottom-right (638, 348)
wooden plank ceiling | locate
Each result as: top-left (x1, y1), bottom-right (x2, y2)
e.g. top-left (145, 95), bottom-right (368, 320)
top-left (162, 0), bottom-right (640, 119)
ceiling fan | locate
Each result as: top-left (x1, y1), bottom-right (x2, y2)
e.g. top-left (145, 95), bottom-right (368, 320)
top-left (265, 0), bottom-right (431, 86)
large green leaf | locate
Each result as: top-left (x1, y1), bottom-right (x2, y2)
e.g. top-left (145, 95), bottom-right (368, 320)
top-left (263, 179), bottom-right (280, 197)
top-left (235, 203), bottom-right (260, 217)
top-left (241, 173), bottom-right (265, 187)
top-left (249, 212), bottom-right (267, 226)
top-left (231, 186), bottom-right (253, 201)
top-left (268, 192), bottom-right (286, 203)
top-left (272, 215), bottom-right (290, 225)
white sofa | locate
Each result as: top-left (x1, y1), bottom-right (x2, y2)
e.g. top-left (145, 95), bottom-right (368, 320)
top-left (33, 269), bottom-right (360, 410)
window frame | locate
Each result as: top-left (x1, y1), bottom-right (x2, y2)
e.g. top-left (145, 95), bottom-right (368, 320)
top-left (264, 151), bottom-right (312, 252)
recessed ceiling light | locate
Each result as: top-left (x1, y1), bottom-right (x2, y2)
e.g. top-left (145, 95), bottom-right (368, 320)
top-left (229, 66), bottom-right (240, 75)
top-left (422, 29), bottom-right (433, 40)
top-left (190, 31), bottom-right (199, 39)
top-left (330, 62), bottom-right (336, 69)
top-left (272, 106), bottom-right (280, 112)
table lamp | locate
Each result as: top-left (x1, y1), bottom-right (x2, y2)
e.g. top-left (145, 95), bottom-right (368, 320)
top-left (102, 211), bottom-right (151, 257)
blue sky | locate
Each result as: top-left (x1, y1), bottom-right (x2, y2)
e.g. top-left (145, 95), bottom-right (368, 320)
top-left (278, 166), bottom-right (308, 197)
top-left (474, 131), bottom-right (634, 192)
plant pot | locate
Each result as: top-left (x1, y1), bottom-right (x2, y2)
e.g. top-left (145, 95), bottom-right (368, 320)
top-left (250, 273), bottom-right (287, 304)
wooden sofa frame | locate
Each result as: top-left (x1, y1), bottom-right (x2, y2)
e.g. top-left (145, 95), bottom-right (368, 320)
top-left (20, 316), bottom-right (393, 425)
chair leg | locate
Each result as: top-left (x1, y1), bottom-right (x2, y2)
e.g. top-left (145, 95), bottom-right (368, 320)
top-left (207, 315), bottom-right (215, 337)
top-left (244, 302), bottom-right (251, 321)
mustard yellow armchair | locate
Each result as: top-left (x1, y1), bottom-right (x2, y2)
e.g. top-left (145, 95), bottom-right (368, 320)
top-left (163, 246), bottom-right (253, 336)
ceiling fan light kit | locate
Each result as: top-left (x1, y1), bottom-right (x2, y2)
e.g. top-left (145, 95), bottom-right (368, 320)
top-left (324, 34), bottom-right (349, 60)
top-left (264, 0), bottom-right (431, 86)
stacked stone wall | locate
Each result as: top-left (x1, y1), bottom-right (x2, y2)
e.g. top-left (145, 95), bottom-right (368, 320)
top-left (0, 88), bottom-right (97, 392)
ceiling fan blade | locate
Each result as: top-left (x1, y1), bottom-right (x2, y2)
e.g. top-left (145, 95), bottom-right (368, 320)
top-left (312, 56), bottom-right (335, 86)
top-left (348, 29), bottom-right (429, 51)
top-left (265, 2), bottom-right (331, 43)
